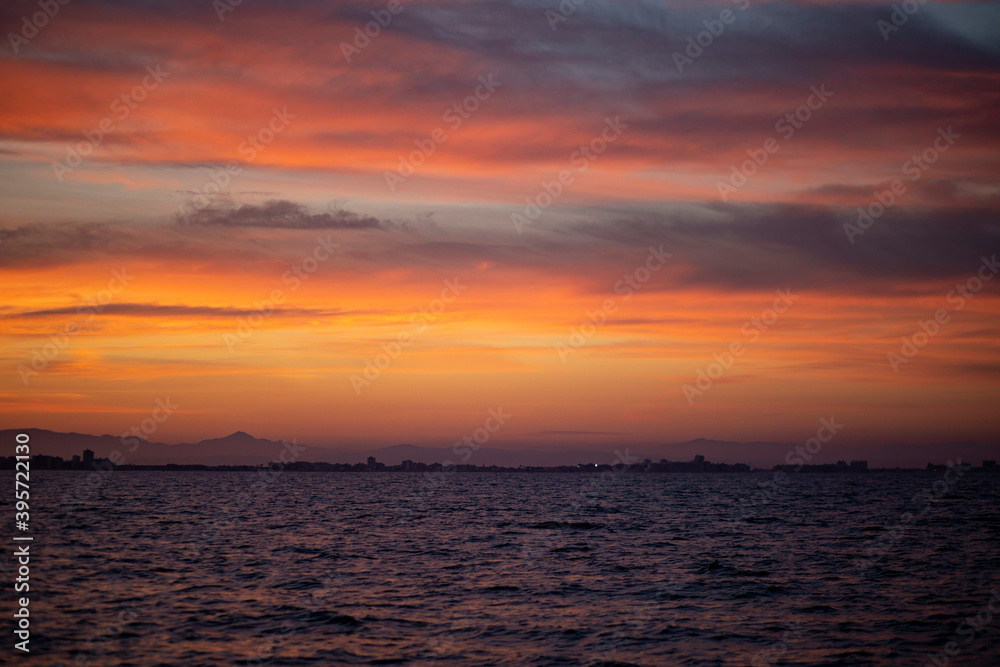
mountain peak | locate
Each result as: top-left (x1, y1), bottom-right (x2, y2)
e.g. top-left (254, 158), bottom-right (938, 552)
top-left (199, 431), bottom-right (261, 443)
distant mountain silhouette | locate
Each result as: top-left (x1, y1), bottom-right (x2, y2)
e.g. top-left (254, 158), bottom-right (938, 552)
top-left (2, 428), bottom-right (996, 468)
top-left (2, 429), bottom-right (658, 467)
top-left (0, 428), bottom-right (333, 466)
top-left (3, 429), bottom-right (128, 459)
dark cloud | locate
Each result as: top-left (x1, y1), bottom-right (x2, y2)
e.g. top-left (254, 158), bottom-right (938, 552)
top-left (570, 202), bottom-right (1000, 291)
top-left (393, 0), bottom-right (1000, 85)
top-left (179, 200), bottom-right (383, 230)
top-left (311, 0), bottom-right (1000, 171)
top-left (0, 222), bottom-right (150, 268)
top-left (0, 210), bottom-right (369, 269)
top-left (3, 0), bottom-right (997, 174)
top-left (2, 198), bottom-right (997, 296)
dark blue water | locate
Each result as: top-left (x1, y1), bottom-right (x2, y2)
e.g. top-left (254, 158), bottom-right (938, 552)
top-left (5, 470), bottom-right (1000, 665)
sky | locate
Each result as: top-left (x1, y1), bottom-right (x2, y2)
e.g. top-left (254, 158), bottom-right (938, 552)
top-left (1, 0), bottom-right (999, 457)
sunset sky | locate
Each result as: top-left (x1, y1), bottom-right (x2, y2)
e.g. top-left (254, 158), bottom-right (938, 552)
top-left (2, 0), bottom-right (998, 454)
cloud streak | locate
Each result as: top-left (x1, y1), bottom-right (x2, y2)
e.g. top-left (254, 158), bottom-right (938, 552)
top-left (2, 199), bottom-right (997, 296)
top-left (178, 200), bottom-right (383, 230)
top-left (0, 0), bottom-right (997, 449)
top-left (8, 303), bottom-right (350, 319)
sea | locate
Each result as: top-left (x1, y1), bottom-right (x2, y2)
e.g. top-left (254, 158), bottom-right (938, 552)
top-left (5, 469), bottom-right (1000, 666)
